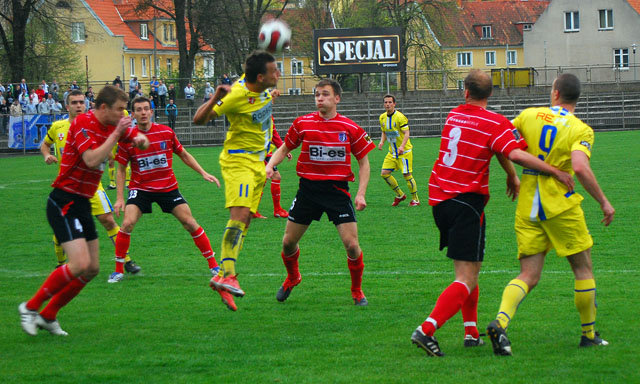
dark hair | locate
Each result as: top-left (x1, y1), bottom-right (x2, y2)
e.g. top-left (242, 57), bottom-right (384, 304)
top-left (244, 50), bottom-right (276, 83)
top-left (315, 78), bottom-right (342, 98)
top-left (553, 73), bottom-right (581, 104)
top-left (383, 94), bottom-right (395, 103)
top-left (131, 96), bottom-right (152, 111)
top-left (464, 69), bottom-right (492, 100)
top-left (95, 85), bottom-right (128, 109)
top-left (66, 89), bottom-right (84, 104)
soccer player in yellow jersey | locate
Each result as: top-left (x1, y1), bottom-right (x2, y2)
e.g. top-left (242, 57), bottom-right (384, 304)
top-left (40, 90), bottom-right (141, 274)
top-left (378, 94), bottom-right (419, 206)
top-left (487, 73), bottom-right (615, 355)
top-left (107, 110), bottom-right (132, 190)
top-left (194, 51), bottom-right (280, 311)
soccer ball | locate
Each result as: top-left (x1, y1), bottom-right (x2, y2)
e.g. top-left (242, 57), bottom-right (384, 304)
top-left (258, 20), bottom-right (291, 53)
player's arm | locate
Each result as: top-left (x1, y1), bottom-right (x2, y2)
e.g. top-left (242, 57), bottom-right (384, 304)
top-left (193, 85), bottom-right (230, 124)
top-left (176, 149), bottom-right (220, 187)
top-left (507, 148), bottom-right (575, 192)
top-left (572, 150), bottom-right (615, 226)
top-left (495, 153), bottom-right (519, 201)
top-left (266, 144), bottom-right (292, 179)
top-left (113, 161), bottom-right (127, 217)
top-left (81, 116), bottom-right (147, 168)
top-left (354, 155), bottom-right (370, 211)
top-left (40, 139), bottom-right (57, 165)
top-left (398, 127), bottom-right (410, 155)
top-left (378, 131), bottom-right (386, 150)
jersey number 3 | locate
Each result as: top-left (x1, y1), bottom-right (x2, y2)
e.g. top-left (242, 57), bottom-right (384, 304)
top-left (443, 127), bottom-right (461, 166)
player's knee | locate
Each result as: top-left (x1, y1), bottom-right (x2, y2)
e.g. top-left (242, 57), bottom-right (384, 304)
top-left (344, 241), bottom-right (361, 258)
top-left (96, 213), bottom-right (116, 230)
top-left (182, 219), bottom-right (199, 233)
top-left (282, 237), bottom-right (298, 255)
top-left (121, 221), bottom-right (136, 233)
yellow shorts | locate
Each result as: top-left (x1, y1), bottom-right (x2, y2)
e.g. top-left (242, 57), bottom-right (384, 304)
top-left (382, 151), bottom-right (413, 174)
top-left (90, 184), bottom-right (114, 216)
top-left (515, 204), bottom-right (593, 258)
top-left (220, 156), bottom-right (266, 212)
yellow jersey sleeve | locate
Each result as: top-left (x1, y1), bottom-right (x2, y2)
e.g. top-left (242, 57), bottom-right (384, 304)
top-left (46, 119), bottom-right (71, 164)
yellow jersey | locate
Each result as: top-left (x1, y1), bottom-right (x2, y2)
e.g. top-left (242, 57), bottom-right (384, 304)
top-left (513, 106), bottom-right (594, 221)
top-left (44, 119), bottom-right (71, 168)
top-left (214, 78), bottom-right (273, 162)
top-left (379, 110), bottom-right (411, 158)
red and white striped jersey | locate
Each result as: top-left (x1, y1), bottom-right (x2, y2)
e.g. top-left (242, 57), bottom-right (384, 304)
top-left (285, 112), bottom-right (375, 181)
top-left (52, 111), bottom-right (138, 198)
top-left (428, 104), bottom-right (527, 206)
top-left (116, 123), bottom-right (183, 192)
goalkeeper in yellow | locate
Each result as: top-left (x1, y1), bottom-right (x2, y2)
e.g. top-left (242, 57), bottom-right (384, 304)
top-left (39, 89), bottom-right (141, 274)
top-left (378, 94), bottom-right (419, 206)
top-left (486, 73), bottom-right (615, 355)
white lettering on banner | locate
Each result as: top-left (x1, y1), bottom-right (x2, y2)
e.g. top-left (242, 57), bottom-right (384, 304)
top-left (308, 146), bottom-right (346, 162)
top-left (321, 39), bottom-right (398, 63)
top-left (137, 153), bottom-right (168, 171)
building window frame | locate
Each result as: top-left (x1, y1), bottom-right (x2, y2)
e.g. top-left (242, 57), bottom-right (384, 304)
top-left (166, 58), bottom-right (173, 75)
top-left (288, 88), bottom-right (301, 95)
top-left (276, 61), bottom-right (284, 75)
top-left (141, 57), bottom-right (148, 77)
top-left (203, 57), bottom-right (214, 78)
top-left (564, 11), bottom-right (580, 32)
top-left (130, 57), bottom-right (136, 77)
top-left (71, 22), bottom-right (85, 43)
top-left (523, 24), bottom-right (532, 31)
top-left (506, 50), bottom-right (517, 66)
top-left (598, 9), bottom-right (614, 30)
top-left (457, 80), bottom-right (464, 90)
top-left (614, 48), bottom-right (629, 69)
top-left (140, 23), bottom-right (148, 40)
top-left (481, 25), bottom-right (492, 39)
top-left (291, 59), bottom-right (303, 75)
top-left (457, 52), bottom-right (472, 67)
top-left (485, 51), bottom-right (496, 66)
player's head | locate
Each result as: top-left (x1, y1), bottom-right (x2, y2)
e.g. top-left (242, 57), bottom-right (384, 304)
top-left (315, 79), bottom-right (341, 116)
top-left (131, 96), bottom-right (152, 126)
top-left (65, 89), bottom-right (85, 118)
top-left (383, 94), bottom-right (396, 113)
top-left (94, 85), bottom-right (129, 126)
top-left (244, 50), bottom-right (279, 89)
top-left (464, 70), bottom-right (492, 101)
top-left (551, 73), bottom-right (581, 106)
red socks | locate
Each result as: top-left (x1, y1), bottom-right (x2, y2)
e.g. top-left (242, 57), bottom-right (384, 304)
top-left (39, 276), bottom-right (90, 321)
top-left (421, 281), bottom-right (470, 336)
top-left (282, 248), bottom-right (300, 281)
top-left (114, 230), bottom-right (131, 274)
top-left (461, 285), bottom-right (480, 338)
top-left (271, 179), bottom-right (282, 209)
top-left (26, 264), bottom-right (75, 311)
top-left (191, 227), bottom-right (218, 269)
top-left (347, 253), bottom-right (364, 296)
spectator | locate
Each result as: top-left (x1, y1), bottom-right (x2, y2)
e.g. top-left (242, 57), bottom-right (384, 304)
top-left (10, 99), bottom-right (23, 117)
top-left (149, 76), bottom-right (159, 112)
top-left (62, 86), bottom-right (72, 108)
top-left (203, 82), bottom-right (214, 102)
top-left (50, 79), bottom-right (59, 101)
top-left (13, 82), bottom-right (21, 101)
top-left (0, 82), bottom-right (5, 94)
top-left (0, 91), bottom-right (7, 134)
top-left (36, 85), bottom-right (46, 102)
top-left (113, 75), bottom-right (123, 89)
top-left (26, 96), bottom-right (38, 114)
top-left (38, 98), bottom-right (51, 114)
top-left (19, 78), bottom-right (29, 94)
top-left (18, 89), bottom-right (29, 109)
top-left (221, 73), bottom-right (232, 86)
top-left (51, 98), bottom-right (63, 113)
top-left (85, 87), bottom-right (95, 108)
top-left (168, 84), bottom-right (176, 102)
top-left (157, 80), bottom-right (168, 110)
top-left (70, 80), bottom-right (80, 90)
top-left (41, 80), bottom-right (49, 94)
top-left (129, 76), bottom-right (139, 99)
top-left (184, 82), bottom-right (195, 109)
top-left (165, 98), bottom-right (177, 130)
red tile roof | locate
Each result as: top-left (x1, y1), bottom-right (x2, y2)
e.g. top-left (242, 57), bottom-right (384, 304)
top-left (430, 0), bottom-right (550, 48)
top-left (82, 0), bottom-right (212, 52)
top-left (627, 0), bottom-right (640, 15)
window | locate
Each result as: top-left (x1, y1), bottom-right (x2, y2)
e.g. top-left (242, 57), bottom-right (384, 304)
top-left (457, 52), bottom-right (472, 67)
top-left (288, 88), bottom-right (301, 95)
top-left (203, 58), bottom-right (214, 78)
top-left (457, 80), bottom-right (464, 90)
top-left (71, 22), bottom-right (85, 42)
top-left (163, 24), bottom-right (169, 41)
top-left (523, 24), bottom-right (532, 31)
top-left (564, 11), bottom-right (579, 32)
top-left (166, 58), bottom-right (172, 74)
top-left (599, 9), bottom-right (613, 30)
top-left (481, 25), bottom-right (492, 39)
top-left (614, 48), bottom-right (629, 69)
top-left (141, 57), bottom-right (148, 77)
top-left (291, 59), bottom-right (303, 75)
top-left (130, 58), bottom-right (136, 77)
top-left (506, 50), bottom-right (517, 66)
top-left (276, 61), bottom-right (284, 75)
top-left (485, 51), bottom-right (496, 66)
top-left (140, 23), bottom-right (148, 40)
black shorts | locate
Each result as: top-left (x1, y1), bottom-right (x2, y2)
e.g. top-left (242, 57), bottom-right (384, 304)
top-left (432, 193), bottom-right (486, 262)
top-left (46, 188), bottom-right (98, 243)
top-left (288, 178), bottom-right (356, 226)
top-left (126, 188), bottom-right (187, 214)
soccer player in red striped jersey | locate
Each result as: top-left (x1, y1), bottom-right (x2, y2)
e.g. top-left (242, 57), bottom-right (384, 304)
top-left (266, 78), bottom-right (375, 306)
top-left (19, 86), bottom-right (149, 336)
top-left (108, 97), bottom-right (220, 283)
top-left (410, 70), bottom-right (575, 356)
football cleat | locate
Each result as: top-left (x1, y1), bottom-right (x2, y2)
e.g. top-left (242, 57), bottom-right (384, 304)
top-left (107, 272), bottom-right (124, 283)
top-left (124, 260), bottom-right (142, 274)
top-left (273, 208), bottom-right (289, 218)
top-left (411, 328), bottom-right (444, 357)
top-left (210, 266), bottom-right (220, 277)
top-left (352, 290), bottom-right (368, 306)
top-left (409, 200), bottom-right (421, 207)
top-left (36, 315), bottom-right (68, 336)
top-left (217, 275), bottom-right (245, 297)
top-left (276, 275), bottom-right (301, 302)
top-left (391, 194), bottom-right (407, 207)
top-left (487, 320), bottom-right (512, 356)
top-left (579, 332), bottom-right (609, 347)
top-left (210, 276), bottom-right (237, 311)
top-left (18, 302), bottom-right (38, 336)
top-left (106, 184), bottom-right (117, 190)
top-left (463, 334), bottom-right (485, 347)
top-left (252, 211), bottom-right (267, 219)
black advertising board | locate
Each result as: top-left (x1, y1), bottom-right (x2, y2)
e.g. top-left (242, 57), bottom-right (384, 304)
top-left (313, 27), bottom-right (403, 74)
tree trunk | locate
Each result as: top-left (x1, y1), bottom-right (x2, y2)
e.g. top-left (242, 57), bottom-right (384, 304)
top-left (174, 0), bottom-right (192, 97)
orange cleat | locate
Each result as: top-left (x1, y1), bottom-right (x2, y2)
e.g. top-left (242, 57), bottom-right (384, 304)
top-left (273, 208), bottom-right (289, 218)
top-left (392, 194), bottom-right (407, 207)
top-left (252, 211), bottom-right (267, 219)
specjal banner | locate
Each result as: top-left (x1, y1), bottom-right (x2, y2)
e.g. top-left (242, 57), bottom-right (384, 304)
top-left (313, 27), bottom-right (403, 75)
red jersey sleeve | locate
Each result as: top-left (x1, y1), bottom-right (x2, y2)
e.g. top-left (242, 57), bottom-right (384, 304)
top-left (489, 118), bottom-right (526, 157)
top-left (272, 125), bottom-right (284, 148)
top-left (116, 144), bottom-right (131, 165)
top-left (69, 119), bottom-right (97, 155)
top-left (284, 119), bottom-right (302, 150)
top-left (119, 126), bottom-right (138, 144)
top-left (172, 131), bottom-right (184, 155)
top-left (349, 126), bottom-right (375, 160)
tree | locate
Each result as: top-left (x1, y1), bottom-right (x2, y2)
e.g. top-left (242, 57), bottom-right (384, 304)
top-left (0, 0), bottom-right (43, 82)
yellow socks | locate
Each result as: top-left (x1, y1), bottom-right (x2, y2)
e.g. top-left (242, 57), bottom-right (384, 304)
top-left (403, 174), bottom-right (419, 201)
top-left (496, 278), bottom-right (529, 329)
top-left (575, 279), bottom-right (597, 339)
top-left (221, 220), bottom-right (245, 277)
top-left (382, 174), bottom-right (403, 197)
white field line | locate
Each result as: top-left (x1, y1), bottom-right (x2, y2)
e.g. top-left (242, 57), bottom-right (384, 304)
top-left (0, 179), bottom-right (51, 189)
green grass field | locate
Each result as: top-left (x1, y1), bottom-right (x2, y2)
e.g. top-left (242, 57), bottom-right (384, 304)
top-left (1, 131), bottom-right (639, 383)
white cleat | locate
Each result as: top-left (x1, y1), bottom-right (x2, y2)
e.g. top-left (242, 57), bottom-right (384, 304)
top-left (36, 315), bottom-right (68, 336)
top-left (108, 272), bottom-right (124, 283)
top-left (18, 302), bottom-right (38, 336)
